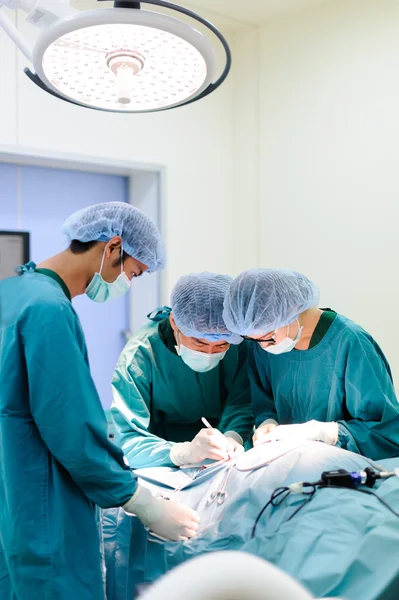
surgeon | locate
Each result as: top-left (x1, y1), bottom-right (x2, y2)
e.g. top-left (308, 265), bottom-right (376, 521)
top-left (111, 272), bottom-right (253, 469)
top-left (0, 202), bottom-right (199, 600)
top-left (223, 268), bottom-right (399, 460)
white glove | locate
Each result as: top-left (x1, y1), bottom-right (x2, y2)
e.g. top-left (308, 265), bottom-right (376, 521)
top-left (224, 431), bottom-right (245, 457)
top-left (262, 420), bottom-right (339, 445)
top-left (170, 428), bottom-right (229, 466)
top-left (253, 419), bottom-right (279, 447)
top-left (123, 485), bottom-right (200, 541)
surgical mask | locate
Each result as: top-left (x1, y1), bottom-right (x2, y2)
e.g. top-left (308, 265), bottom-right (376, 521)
top-left (264, 320), bottom-right (303, 355)
top-left (85, 247), bottom-right (131, 303)
top-left (175, 334), bottom-right (227, 373)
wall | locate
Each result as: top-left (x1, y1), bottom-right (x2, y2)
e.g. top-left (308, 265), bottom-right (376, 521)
top-left (0, 8), bottom-right (235, 300)
top-left (3, 0), bottom-right (399, 381)
top-left (231, 26), bottom-right (260, 274)
top-left (232, 0), bottom-right (399, 380)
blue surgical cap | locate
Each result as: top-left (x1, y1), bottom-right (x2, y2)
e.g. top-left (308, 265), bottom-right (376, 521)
top-left (171, 272), bottom-right (242, 344)
top-left (62, 202), bottom-right (165, 273)
top-left (223, 268), bottom-right (320, 335)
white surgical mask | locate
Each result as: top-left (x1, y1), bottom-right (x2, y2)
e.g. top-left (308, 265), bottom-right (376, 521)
top-left (85, 247), bottom-right (131, 303)
top-left (175, 333), bottom-right (227, 373)
top-left (264, 320), bottom-right (303, 355)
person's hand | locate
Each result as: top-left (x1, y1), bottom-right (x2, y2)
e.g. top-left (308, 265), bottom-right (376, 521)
top-left (225, 436), bottom-right (245, 457)
top-left (170, 428), bottom-right (229, 466)
top-left (253, 421), bottom-right (278, 447)
top-left (191, 428), bottom-right (229, 461)
top-left (146, 498), bottom-right (200, 541)
top-left (123, 485), bottom-right (200, 541)
top-left (262, 420), bottom-right (338, 445)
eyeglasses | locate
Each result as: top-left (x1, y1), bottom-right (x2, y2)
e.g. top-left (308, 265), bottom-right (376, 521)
top-left (242, 333), bottom-right (276, 345)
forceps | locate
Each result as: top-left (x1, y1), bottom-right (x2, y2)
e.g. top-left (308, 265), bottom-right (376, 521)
top-left (208, 462), bottom-right (234, 505)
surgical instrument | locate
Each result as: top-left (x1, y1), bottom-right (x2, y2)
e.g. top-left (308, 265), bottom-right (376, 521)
top-left (208, 462), bottom-right (234, 505)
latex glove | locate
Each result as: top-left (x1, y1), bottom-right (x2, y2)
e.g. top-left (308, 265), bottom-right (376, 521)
top-left (253, 419), bottom-right (279, 447)
top-left (224, 431), bottom-right (245, 457)
top-left (123, 485), bottom-right (200, 541)
top-left (170, 428), bottom-right (229, 466)
top-left (262, 420), bottom-right (339, 445)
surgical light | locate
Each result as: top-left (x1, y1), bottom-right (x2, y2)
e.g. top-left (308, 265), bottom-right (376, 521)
top-left (0, 0), bottom-right (231, 113)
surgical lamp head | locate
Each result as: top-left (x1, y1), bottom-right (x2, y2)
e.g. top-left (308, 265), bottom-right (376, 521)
top-left (0, 0), bottom-right (231, 113)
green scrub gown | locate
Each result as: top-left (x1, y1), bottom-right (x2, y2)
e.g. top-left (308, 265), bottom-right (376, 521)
top-left (111, 307), bottom-right (253, 468)
top-left (250, 311), bottom-right (399, 460)
top-left (0, 263), bottom-right (138, 600)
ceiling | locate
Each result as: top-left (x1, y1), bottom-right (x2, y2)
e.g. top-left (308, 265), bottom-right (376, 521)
top-left (70, 0), bottom-right (337, 31)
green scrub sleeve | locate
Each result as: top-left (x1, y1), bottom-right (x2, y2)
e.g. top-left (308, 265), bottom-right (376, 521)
top-left (22, 305), bottom-right (138, 508)
top-left (111, 341), bottom-right (176, 468)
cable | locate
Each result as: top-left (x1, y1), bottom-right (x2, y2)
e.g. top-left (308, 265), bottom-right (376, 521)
top-left (251, 487), bottom-right (289, 538)
top-left (251, 469), bottom-right (399, 539)
top-left (251, 482), bottom-right (318, 538)
top-left (286, 485), bottom-right (317, 522)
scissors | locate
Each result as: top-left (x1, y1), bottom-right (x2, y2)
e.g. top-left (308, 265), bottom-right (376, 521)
top-left (208, 489), bottom-right (227, 505)
top-left (208, 462), bottom-right (234, 505)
